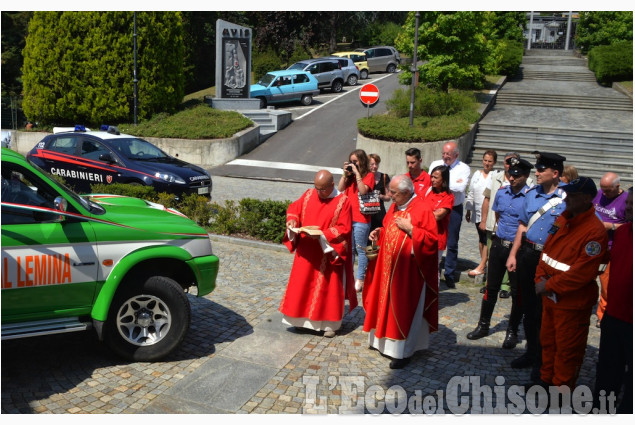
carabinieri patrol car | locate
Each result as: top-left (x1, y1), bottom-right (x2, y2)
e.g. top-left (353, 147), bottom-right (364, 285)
top-left (1, 148), bottom-right (219, 361)
top-left (27, 125), bottom-right (212, 197)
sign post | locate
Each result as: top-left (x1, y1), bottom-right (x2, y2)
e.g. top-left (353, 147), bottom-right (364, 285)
top-left (359, 83), bottom-right (380, 118)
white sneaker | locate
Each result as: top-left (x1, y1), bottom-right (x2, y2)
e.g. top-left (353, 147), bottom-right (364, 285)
top-left (355, 279), bottom-right (364, 292)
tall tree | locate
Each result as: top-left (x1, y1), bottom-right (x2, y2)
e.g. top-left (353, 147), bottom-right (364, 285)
top-left (576, 11), bottom-right (633, 54)
top-left (22, 11), bottom-right (185, 125)
top-left (396, 11), bottom-right (488, 91)
top-left (1, 11), bottom-right (32, 97)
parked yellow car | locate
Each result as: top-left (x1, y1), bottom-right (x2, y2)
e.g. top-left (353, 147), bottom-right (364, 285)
top-left (331, 51), bottom-right (370, 80)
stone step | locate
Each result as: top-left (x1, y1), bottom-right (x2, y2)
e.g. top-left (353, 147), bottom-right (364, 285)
top-left (497, 92), bottom-right (632, 104)
top-left (475, 132), bottom-right (633, 150)
top-left (496, 101), bottom-right (632, 111)
top-left (521, 58), bottom-right (586, 66)
top-left (477, 123), bottom-right (633, 139)
top-left (472, 144), bottom-right (633, 167)
top-left (518, 72), bottom-right (597, 82)
top-left (496, 95), bottom-right (633, 111)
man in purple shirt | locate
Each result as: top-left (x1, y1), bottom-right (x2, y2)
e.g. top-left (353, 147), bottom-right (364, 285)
top-left (594, 172), bottom-right (629, 326)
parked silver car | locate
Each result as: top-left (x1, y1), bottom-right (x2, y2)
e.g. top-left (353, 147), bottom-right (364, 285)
top-left (288, 58), bottom-right (345, 93)
top-left (329, 56), bottom-right (360, 86)
top-left (360, 46), bottom-right (401, 74)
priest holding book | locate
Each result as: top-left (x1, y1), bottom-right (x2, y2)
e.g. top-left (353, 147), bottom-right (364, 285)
top-left (279, 170), bottom-right (358, 337)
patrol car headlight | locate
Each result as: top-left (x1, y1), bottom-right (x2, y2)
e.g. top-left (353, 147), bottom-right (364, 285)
top-left (155, 172), bottom-right (185, 184)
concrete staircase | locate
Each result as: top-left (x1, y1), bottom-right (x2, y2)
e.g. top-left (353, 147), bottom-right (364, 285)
top-left (240, 109), bottom-right (292, 142)
top-left (470, 50), bottom-right (633, 187)
top-left (472, 123), bottom-right (633, 184)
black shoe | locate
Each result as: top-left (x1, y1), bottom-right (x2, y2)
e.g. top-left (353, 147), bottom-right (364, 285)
top-left (444, 277), bottom-right (456, 289)
top-left (479, 286), bottom-right (486, 294)
top-left (502, 329), bottom-right (518, 349)
top-left (511, 352), bottom-right (535, 369)
top-left (467, 322), bottom-right (490, 340)
top-left (499, 290), bottom-right (510, 299)
top-left (389, 357), bottom-right (411, 369)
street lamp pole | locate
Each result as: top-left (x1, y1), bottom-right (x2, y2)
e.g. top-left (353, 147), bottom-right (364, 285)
top-left (409, 12), bottom-right (420, 127)
top-left (133, 12), bottom-right (138, 125)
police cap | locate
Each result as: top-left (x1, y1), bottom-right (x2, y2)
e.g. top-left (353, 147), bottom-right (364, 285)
top-left (506, 157), bottom-right (533, 176)
top-left (562, 176), bottom-right (598, 198)
top-left (532, 151), bottom-right (566, 171)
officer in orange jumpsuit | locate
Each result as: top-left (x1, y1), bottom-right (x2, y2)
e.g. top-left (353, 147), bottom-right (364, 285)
top-left (534, 177), bottom-right (609, 390)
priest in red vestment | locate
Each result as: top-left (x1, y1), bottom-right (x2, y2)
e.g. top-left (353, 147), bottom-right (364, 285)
top-left (363, 174), bottom-right (439, 368)
top-left (279, 170), bottom-right (358, 337)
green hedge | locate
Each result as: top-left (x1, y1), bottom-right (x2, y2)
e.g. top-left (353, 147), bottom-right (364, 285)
top-left (208, 198), bottom-right (290, 243)
top-left (588, 41), bottom-right (633, 85)
top-left (90, 183), bottom-right (291, 243)
top-left (359, 85), bottom-right (480, 142)
top-left (386, 86), bottom-right (476, 118)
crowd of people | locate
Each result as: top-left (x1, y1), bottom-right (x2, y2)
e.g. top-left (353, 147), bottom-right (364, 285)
top-left (277, 142), bottom-right (632, 412)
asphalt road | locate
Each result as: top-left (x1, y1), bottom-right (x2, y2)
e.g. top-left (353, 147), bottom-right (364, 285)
top-left (209, 71), bottom-right (404, 183)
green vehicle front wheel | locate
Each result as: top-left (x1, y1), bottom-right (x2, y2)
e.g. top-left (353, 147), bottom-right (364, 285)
top-left (105, 275), bottom-right (191, 361)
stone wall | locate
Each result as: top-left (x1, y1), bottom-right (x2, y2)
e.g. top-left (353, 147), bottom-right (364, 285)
top-left (356, 125), bottom-right (477, 177)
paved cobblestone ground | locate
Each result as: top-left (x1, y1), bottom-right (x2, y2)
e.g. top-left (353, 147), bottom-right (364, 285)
top-left (1, 176), bottom-right (602, 414)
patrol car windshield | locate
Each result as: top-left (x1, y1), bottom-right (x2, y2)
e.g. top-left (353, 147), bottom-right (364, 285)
top-left (109, 138), bottom-right (169, 161)
top-left (27, 157), bottom-right (105, 215)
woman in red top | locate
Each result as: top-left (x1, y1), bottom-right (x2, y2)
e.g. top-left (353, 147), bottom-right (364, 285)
top-left (423, 165), bottom-right (455, 274)
top-left (337, 149), bottom-right (375, 292)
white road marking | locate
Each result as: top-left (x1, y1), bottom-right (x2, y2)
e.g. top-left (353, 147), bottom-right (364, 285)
top-left (227, 159), bottom-right (343, 175)
top-left (294, 72), bottom-right (398, 121)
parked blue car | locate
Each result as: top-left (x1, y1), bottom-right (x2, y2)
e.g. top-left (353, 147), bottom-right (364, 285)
top-left (250, 70), bottom-right (320, 108)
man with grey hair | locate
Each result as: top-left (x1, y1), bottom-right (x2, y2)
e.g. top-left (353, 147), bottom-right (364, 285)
top-left (429, 141), bottom-right (470, 288)
top-left (363, 175), bottom-right (439, 369)
top-left (593, 171), bottom-right (629, 326)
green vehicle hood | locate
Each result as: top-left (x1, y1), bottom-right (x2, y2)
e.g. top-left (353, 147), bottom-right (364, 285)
top-left (82, 194), bottom-right (208, 240)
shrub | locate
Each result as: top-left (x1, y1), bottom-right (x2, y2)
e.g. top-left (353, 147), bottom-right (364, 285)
top-left (588, 41), bottom-right (633, 85)
top-left (386, 86), bottom-right (476, 118)
top-left (91, 182), bottom-right (159, 201)
top-left (252, 49), bottom-right (283, 82)
top-left (207, 198), bottom-right (290, 242)
top-left (118, 104), bottom-right (252, 139)
top-left (208, 200), bottom-right (241, 235)
top-left (485, 39), bottom-right (523, 77)
top-left (358, 109), bottom-right (478, 143)
top-left (236, 198), bottom-right (290, 243)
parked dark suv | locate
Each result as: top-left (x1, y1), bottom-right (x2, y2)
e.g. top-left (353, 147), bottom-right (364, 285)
top-left (288, 58), bottom-right (345, 93)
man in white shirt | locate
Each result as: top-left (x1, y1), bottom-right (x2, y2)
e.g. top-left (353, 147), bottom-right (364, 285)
top-left (429, 141), bottom-right (471, 288)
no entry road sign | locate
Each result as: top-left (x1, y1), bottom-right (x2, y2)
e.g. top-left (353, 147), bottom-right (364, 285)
top-left (359, 83), bottom-right (380, 106)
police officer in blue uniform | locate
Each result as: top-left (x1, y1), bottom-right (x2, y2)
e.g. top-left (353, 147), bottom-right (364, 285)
top-left (467, 158), bottom-right (532, 349)
top-left (506, 151), bottom-right (567, 381)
